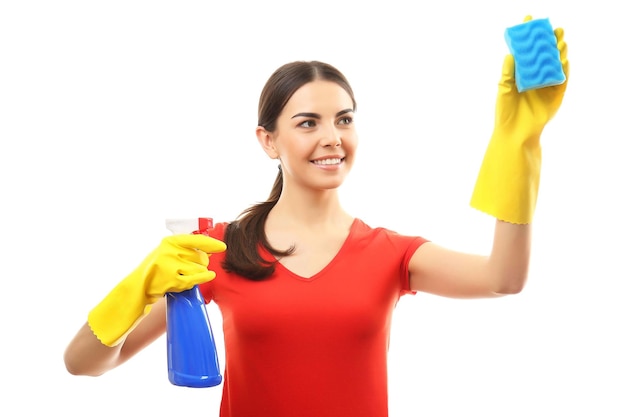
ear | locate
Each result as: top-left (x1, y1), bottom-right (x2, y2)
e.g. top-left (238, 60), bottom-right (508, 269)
top-left (256, 126), bottom-right (279, 159)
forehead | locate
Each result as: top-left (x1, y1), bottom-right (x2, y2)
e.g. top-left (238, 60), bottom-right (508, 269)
top-left (283, 80), bottom-right (353, 113)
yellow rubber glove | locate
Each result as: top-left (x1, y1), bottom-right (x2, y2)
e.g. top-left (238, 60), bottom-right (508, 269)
top-left (88, 234), bottom-right (227, 347)
top-left (470, 16), bottom-right (569, 224)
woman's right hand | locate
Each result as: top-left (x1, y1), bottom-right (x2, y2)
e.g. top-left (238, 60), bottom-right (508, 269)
top-left (88, 234), bottom-right (226, 347)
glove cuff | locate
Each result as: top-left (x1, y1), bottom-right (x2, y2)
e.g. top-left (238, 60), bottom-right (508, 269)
top-left (87, 275), bottom-right (152, 347)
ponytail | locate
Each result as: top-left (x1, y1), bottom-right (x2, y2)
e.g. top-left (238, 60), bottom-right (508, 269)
top-left (222, 167), bottom-right (294, 280)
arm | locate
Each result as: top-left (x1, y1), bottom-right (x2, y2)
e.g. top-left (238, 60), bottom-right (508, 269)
top-left (63, 233), bottom-right (226, 376)
top-left (409, 17), bottom-right (568, 298)
top-left (64, 298), bottom-right (167, 376)
top-left (409, 220), bottom-right (530, 297)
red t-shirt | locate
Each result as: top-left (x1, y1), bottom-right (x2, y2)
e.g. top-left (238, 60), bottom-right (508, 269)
top-left (199, 219), bottom-right (427, 417)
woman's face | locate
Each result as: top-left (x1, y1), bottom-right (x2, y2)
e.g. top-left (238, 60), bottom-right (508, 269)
top-left (261, 80), bottom-right (358, 192)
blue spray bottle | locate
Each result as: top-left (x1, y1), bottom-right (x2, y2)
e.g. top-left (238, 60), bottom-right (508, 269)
top-left (164, 217), bottom-right (222, 388)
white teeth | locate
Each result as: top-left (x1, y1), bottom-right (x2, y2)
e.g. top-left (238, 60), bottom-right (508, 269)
top-left (313, 158), bottom-right (342, 165)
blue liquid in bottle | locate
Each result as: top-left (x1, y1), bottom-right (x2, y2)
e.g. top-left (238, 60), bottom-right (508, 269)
top-left (165, 217), bottom-right (222, 388)
top-left (166, 285), bottom-right (222, 387)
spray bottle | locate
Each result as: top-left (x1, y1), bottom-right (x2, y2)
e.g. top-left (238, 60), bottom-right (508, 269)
top-left (164, 217), bottom-right (222, 388)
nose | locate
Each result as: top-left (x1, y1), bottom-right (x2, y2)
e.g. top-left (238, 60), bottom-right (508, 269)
top-left (320, 124), bottom-right (342, 147)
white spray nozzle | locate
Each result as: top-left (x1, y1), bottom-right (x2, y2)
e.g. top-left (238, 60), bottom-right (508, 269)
top-left (165, 218), bottom-right (213, 235)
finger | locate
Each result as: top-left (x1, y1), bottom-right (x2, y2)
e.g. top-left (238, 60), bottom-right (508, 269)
top-left (169, 234), bottom-right (227, 254)
top-left (499, 54), bottom-right (516, 92)
top-left (196, 236), bottom-right (227, 254)
top-left (523, 15), bottom-right (532, 22)
top-left (167, 270), bottom-right (217, 296)
top-left (182, 269), bottom-right (218, 286)
top-left (554, 27), bottom-right (564, 42)
top-left (178, 247), bottom-right (210, 266)
top-left (554, 29), bottom-right (569, 78)
top-left (176, 253), bottom-right (214, 276)
top-left (557, 39), bottom-right (568, 61)
top-left (560, 42), bottom-right (570, 79)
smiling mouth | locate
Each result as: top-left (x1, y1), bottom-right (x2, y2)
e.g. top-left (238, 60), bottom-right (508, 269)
top-left (311, 157), bottom-right (344, 166)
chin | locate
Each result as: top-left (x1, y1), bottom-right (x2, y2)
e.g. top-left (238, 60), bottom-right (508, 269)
top-left (319, 177), bottom-right (347, 190)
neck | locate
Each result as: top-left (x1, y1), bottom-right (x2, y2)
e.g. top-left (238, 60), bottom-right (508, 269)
top-left (268, 188), bottom-right (351, 230)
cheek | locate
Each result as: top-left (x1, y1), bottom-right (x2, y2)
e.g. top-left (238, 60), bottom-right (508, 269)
top-left (276, 139), bottom-right (312, 165)
top-left (344, 132), bottom-right (359, 153)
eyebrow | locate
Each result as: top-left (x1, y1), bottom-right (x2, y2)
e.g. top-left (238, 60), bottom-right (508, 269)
top-left (291, 108), bottom-right (354, 119)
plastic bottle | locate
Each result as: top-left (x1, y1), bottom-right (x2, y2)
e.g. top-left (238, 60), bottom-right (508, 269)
top-left (165, 217), bottom-right (222, 388)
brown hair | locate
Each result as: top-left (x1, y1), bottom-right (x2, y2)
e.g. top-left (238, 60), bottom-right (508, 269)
top-left (222, 60), bottom-right (357, 280)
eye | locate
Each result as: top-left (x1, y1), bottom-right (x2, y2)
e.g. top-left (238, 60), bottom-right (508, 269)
top-left (298, 120), bottom-right (317, 128)
top-left (337, 116), bottom-right (353, 126)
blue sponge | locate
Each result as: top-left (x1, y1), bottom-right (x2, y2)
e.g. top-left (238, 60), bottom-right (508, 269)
top-left (504, 18), bottom-right (566, 93)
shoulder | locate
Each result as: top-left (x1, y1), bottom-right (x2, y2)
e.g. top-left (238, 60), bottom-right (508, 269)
top-left (350, 218), bottom-right (429, 252)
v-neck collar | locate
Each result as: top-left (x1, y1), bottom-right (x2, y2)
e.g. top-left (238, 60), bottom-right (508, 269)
top-left (266, 218), bottom-right (360, 281)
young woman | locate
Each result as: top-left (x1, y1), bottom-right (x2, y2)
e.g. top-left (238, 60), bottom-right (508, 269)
top-left (64, 22), bottom-right (568, 417)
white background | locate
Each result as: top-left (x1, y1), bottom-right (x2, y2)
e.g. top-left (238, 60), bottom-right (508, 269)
top-left (1, 0), bottom-right (624, 415)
